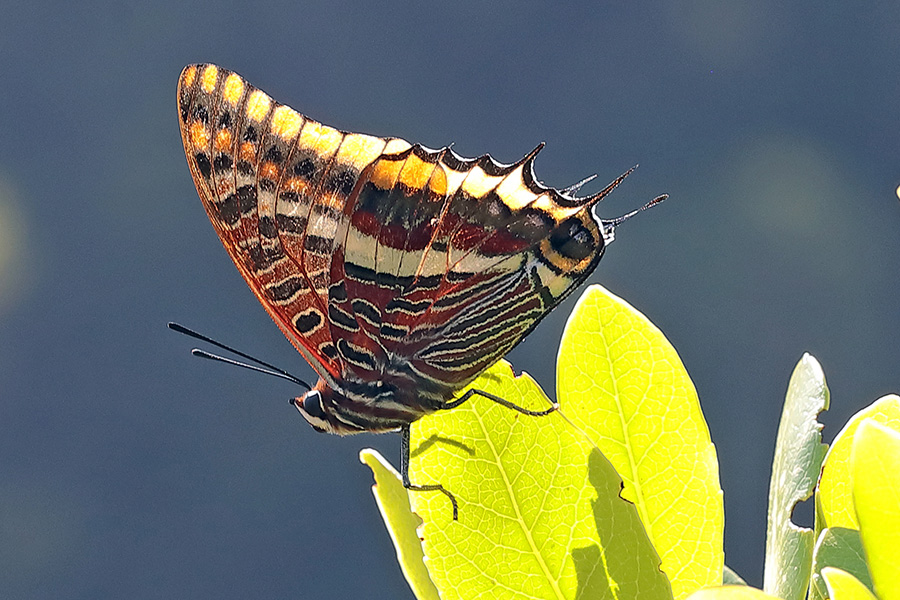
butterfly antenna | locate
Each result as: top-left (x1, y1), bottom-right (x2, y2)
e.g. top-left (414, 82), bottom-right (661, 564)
top-left (596, 193), bottom-right (667, 245)
top-left (168, 322), bottom-right (312, 390)
top-left (602, 194), bottom-right (668, 228)
top-left (189, 348), bottom-right (311, 387)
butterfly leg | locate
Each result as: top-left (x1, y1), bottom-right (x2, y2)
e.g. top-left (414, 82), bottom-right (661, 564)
top-left (439, 388), bottom-right (559, 416)
top-left (400, 424), bottom-right (459, 520)
top-left (400, 390), bottom-right (557, 521)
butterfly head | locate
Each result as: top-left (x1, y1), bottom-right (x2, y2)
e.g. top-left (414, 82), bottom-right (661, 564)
top-left (291, 379), bottom-right (375, 436)
top-left (293, 380), bottom-right (346, 434)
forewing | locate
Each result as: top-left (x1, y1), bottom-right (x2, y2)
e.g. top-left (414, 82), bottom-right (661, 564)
top-left (177, 64), bottom-right (401, 383)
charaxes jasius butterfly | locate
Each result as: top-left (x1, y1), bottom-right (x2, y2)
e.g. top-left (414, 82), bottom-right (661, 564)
top-left (177, 64), bottom-right (664, 518)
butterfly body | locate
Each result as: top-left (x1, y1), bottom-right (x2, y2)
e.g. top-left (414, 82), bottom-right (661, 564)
top-left (178, 64), bottom-right (632, 437)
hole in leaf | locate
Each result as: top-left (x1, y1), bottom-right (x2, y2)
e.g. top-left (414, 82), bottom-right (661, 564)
top-left (790, 495), bottom-right (814, 529)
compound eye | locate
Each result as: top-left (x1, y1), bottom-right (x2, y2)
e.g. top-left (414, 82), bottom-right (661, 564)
top-left (302, 391), bottom-right (325, 419)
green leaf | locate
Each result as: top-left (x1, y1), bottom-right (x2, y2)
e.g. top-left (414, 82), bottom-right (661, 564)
top-left (809, 528), bottom-right (873, 600)
top-left (763, 354), bottom-right (830, 600)
top-left (820, 567), bottom-right (878, 600)
top-left (685, 586), bottom-right (782, 600)
top-left (817, 395), bottom-right (900, 530)
top-left (557, 285), bottom-right (724, 599)
top-left (359, 449), bottom-right (440, 600)
top-left (851, 420), bottom-right (900, 600)
top-left (409, 360), bottom-right (673, 600)
top-left (723, 566), bottom-right (747, 586)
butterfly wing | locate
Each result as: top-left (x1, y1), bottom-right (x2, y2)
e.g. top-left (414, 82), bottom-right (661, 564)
top-left (179, 63), bottom-right (624, 410)
top-left (334, 143), bottom-right (622, 403)
top-left (177, 64), bottom-right (411, 385)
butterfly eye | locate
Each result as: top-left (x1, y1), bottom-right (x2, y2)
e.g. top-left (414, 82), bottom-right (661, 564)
top-left (302, 390), bottom-right (326, 419)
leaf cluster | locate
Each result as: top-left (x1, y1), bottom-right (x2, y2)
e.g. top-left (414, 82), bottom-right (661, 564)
top-left (361, 285), bottom-right (899, 600)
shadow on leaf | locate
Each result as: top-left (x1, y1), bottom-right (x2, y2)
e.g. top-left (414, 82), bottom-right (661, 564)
top-left (410, 434), bottom-right (475, 458)
top-left (574, 449), bottom-right (672, 599)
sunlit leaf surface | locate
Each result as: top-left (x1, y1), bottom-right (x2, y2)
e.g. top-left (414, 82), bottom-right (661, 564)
top-left (851, 420), bottom-right (900, 600)
top-left (818, 395), bottom-right (900, 530)
top-left (360, 449), bottom-right (440, 600)
top-left (557, 285), bottom-right (723, 599)
top-left (820, 567), bottom-right (878, 600)
top-left (409, 359), bottom-right (672, 600)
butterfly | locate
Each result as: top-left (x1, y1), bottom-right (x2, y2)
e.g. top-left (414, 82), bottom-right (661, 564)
top-left (177, 64), bottom-right (663, 517)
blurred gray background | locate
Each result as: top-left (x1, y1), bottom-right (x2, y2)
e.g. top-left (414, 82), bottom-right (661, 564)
top-left (1, 1), bottom-right (898, 598)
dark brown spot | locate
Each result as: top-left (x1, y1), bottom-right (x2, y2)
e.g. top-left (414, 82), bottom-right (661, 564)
top-left (270, 276), bottom-right (305, 302)
top-left (474, 191), bottom-right (511, 227)
top-left (294, 310), bottom-right (322, 334)
top-left (193, 105), bottom-right (209, 124)
top-left (248, 245), bottom-right (274, 271)
top-left (327, 169), bottom-right (357, 196)
top-left (259, 215), bottom-right (277, 239)
top-left (354, 182), bottom-right (390, 216)
top-left (337, 339), bottom-right (376, 369)
top-left (218, 193), bottom-right (240, 226)
top-left (264, 146), bottom-right (283, 163)
top-left (328, 282), bottom-right (348, 302)
top-left (379, 323), bottom-right (407, 339)
top-left (276, 214), bottom-right (307, 234)
top-left (236, 185), bottom-right (257, 214)
top-left (351, 299), bottom-right (381, 326)
top-left (195, 153), bottom-right (212, 178)
top-left (278, 190), bottom-right (300, 203)
top-left (292, 157), bottom-right (316, 178)
top-left (304, 234), bottom-right (332, 254)
top-left (213, 154), bottom-right (233, 172)
top-left (328, 305), bottom-right (359, 331)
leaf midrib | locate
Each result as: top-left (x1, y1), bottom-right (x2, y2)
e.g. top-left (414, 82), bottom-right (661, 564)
top-left (475, 400), bottom-right (566, 600)
top-left (601, 325), bottom-right (656, 550)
